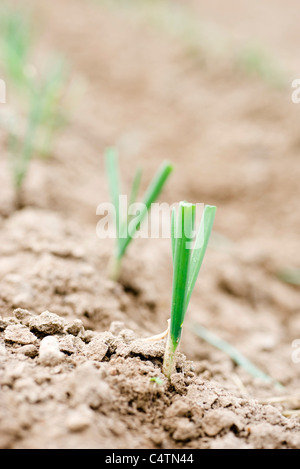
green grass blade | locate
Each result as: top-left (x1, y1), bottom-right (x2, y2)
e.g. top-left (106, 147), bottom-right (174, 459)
top-left (185, 205), bottom-right (216, 312)
top-left (169, 202), bottom-right (195, 348)
top-left (163, 201), bottom-right (195, 378)
top-left (129, 167), bottom-right (142, 207)
top-left (0, 6), bottom-right (32, 88)
top-left (190, 322), bottom-right (283, 388)
top-left (141, 160), bottom-right (173, 210)
top-left (276, 267), bottom-right (300, 286)
top-left (118, 160), bottom-right (173, 258)
top-left (171, 206), bottom-right (176, 263)
top-left (10, 97), bottom-right (41, 188)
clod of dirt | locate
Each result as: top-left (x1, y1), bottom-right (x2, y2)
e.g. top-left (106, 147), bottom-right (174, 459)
top-left (38, 336), bottom-right (64, 366)
top-left (1, 306), bottom-right (300, 449)
top-left (29, 311), bottom-right (66, 336)
top-left (4, 324), bottom-right (38, 346)
top-left (201, 408), bottom-right (243, 437)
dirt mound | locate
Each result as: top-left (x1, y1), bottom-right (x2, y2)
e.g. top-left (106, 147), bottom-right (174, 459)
top-left (0, 209), bottom-right (299, 449)
top-left (1, 304), bottom-right (300, 449)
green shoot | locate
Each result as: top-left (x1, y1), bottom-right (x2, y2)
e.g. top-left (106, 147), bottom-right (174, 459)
top-left (8, 97), bottom-right (41, 208)
top-left (236, 43), bottom-right (285, 88)
top-left (0, 5), bottom-right (69, 208)
top-left (190, 322), bottom-right (283, 389)
top-left (0, 5), bottom-right (32, 90)
top-left (163, 202), bottom-right (216, 379)
top-left (276, 267), bottom-right (300, 286)
top-left (149, 377), bottom-right (163, 386)
top-left (6, 60), bottom-right (68, 208)
top-left (30, 58), bottom-right (69, 158)
top-left (105, 147), bottom-right (173, 281)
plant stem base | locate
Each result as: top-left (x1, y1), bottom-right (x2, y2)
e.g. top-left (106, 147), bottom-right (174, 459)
top-left (162, 328), bottom-right (177, 380)
top-left (108, 255), bottom-right (122, 282)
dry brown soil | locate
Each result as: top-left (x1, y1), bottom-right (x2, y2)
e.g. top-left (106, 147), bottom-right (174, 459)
top-left (0, 0), bottom-right (300, 449)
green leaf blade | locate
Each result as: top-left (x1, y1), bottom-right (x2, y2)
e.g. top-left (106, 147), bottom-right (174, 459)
top-left (169, 202), bottom-right (195, 349)
top-left (118, 160), bottom-right (173, 258)
top-left (185, 204), bottom-right (216, 312)
top-left (129, 167), bottom-right (142, 207)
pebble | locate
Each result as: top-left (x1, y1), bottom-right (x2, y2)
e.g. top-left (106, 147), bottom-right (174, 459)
top-left (38, 336), bottom-right (64, 366)
top-left (85, 336), bottom-right (109, 361)
top-left (65, 319), bottom-right (84, 336)
top-left (29, 311), bottom-right (65, 335)
top-left (4, 324), bottom-right (37, 345)
top-left (66, 406), bottom-right (93, 432)
top-left (13, 308), bottom-right (35, 326)
top-left (0, 343), bottom-right (7, 357)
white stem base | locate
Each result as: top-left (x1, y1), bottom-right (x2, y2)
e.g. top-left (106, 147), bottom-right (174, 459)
top-left (108, 255), bottom-right (122, 282)
top-left (162, 322), bottom-right (177, 380)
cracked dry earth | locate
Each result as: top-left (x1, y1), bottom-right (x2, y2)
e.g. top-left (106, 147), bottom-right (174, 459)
top-left (0, 209), bottom-right (300, 450)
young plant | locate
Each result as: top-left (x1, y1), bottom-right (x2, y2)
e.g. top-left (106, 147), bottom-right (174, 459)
top-left (105, 147), bottom-right (173, 281)
top-left (0, 5), bottom-right (69, 208)
top-left (0, 5), bottom-right (32, 90)
top-left (162, 201), bottom-right (216, 379)
top-left (7, 60), bottom-right (68, 208)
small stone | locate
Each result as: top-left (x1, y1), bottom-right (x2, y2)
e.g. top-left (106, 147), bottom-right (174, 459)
top-left (65, 319), bottom-right (84, 336)
top-left (85, 336), bottom-right (109, 361)
top-left (17, 344), bottom-right (38, 358)
top-left (119, 329), bottom-right (136, 343)
top-left (0, 318), bottom-right (7, 331)
top-left (66, 406), bottom-right (93, 432)
top-left (38, 336), bottom-right (64, 366)
top-left (0, 343), bottom-right (7, 357)
top-left (4, 324), bottom-right (37, 345)
top-left (0, 317), bottom-right (18, 330)
top-left (109, 321), bottom-right (126, 336)
top-left (128, 339), bottom-right (165, 358)
top-left (59, 335), bottom-right (84, 354)
top-left (13, 308), bottom-right (35, 326)
top-left (29, 311), bottom-right (66, 335)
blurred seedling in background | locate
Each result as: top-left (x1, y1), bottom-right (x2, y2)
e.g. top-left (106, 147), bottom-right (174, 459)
top-left (162, 202), bottom-right (216, 379)
top-left (190, 322), bottom-right (283, 388)
top-left (276, 267), bottom-right (300, 286)
top-left (236, 43), bottom-right (285, 88)
top-left (105, 147), bottom-right (173, 281)
top-left (0, 4), bottom-right (69, 208)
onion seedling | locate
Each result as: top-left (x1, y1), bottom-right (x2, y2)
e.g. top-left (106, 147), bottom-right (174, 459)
top-left (162, 201), bottom-right (216, 379)
top-left (7, 60), bottom-right (68, 209)
top-left (0, 5), bottom-right (32, 90)
top-left (0, 5), bottom-right (69, 208)
top-left (105, 147), bottom-right (173, 281)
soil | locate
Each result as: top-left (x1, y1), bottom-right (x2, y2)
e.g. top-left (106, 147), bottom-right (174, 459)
top-left (0, 0), bottom-right (300, 449)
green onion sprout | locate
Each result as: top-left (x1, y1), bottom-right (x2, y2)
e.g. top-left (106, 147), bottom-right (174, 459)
top-left (0, 5), bottom-right (68, 208)
top-left (105, 147), bottom-right (173, 281)
top-left (163, 201), bottom-right (216, 379)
